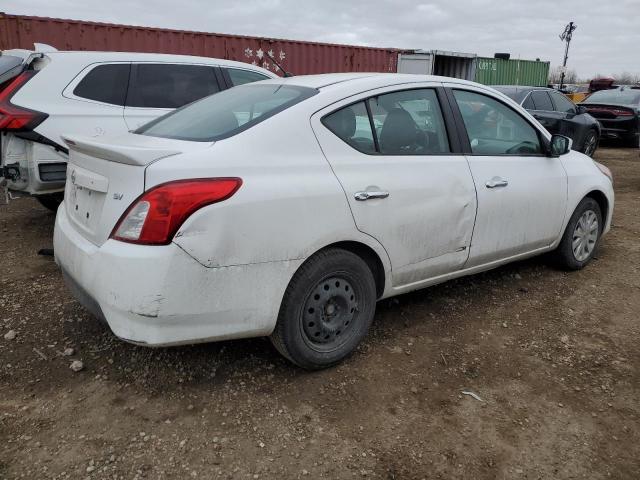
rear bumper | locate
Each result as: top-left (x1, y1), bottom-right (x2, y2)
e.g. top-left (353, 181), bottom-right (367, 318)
top-left (54, 205), bottom-right (301, 346)
top-left (597, 117), bottom-right (639, 141)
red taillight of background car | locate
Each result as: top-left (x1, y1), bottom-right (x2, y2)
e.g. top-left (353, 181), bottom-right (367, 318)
top-left (111, 178), bottom-right (243, 245)
top-left (0, 71), bottom-right (48, 131)
top-left (586, 106), bottom-right (634, 117)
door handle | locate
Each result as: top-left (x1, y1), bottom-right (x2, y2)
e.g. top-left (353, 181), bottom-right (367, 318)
top-left (354, 190), bottom-right (389, 201)
top-left (485, 178), bottom-right (508, 189)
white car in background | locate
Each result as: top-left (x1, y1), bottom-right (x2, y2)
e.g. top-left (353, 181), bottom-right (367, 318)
top-left (53, 73), bottom-right (614, 369)
top-left (0, 45), bottom-right (275, 209)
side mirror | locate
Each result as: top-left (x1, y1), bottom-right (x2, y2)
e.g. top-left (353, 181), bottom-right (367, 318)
top-left (549, 134), bottom-right (573, 156)
top-left (576, 105), bottom-right (587, 115)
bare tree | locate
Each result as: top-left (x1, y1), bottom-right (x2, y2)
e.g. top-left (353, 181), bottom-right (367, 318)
top-left (549, 66), bottom-right (578, 84)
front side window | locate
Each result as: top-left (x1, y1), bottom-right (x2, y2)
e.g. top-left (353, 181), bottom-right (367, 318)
top-left (550, 91), bottom-right (577, 113)
top-left (453, 89), bottom-right (542, 155)
top-left (226, 68), bottom-right (270, 86)
top-left (322, 88), bottom-right (450, 155)
top-left (137, 84), bottom-right (316, 142)
top-left (530, 90), bottom-right (554, 111)
top-left (127, 64), bottom-right (220, 109)
top-left (73, 64), bottom-right (130, 106)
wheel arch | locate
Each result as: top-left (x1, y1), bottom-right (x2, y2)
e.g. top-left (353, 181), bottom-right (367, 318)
top-left (315, 241), bottom-right (387, 299)
top-left (585, 189), bottom-right (609, 226)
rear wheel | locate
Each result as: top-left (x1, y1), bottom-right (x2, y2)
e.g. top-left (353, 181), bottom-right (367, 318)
top-left (581, 129), bottom-right (599, 157)
top-left (554, 197), bottom-right (602, 270)
top-left (270, 248), bottom-right (377, 369)
top-left (35, 193), bottom-right (63, 212)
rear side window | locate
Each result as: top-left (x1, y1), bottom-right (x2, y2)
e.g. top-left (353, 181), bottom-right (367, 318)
top-left (369, 89), bottom-right (450, 154)
top-left (530, 90), bottom-right (554, 111)
top-left (127, 64), bottom-right (220, 109)
top-left (137, 84), bottom-right (317, 142)
top-left (226, 68), bottom-right (270, 86)
top-left (323, 101), bottom-right (375, 154)
top-left (73, 64), bottom-right (130, 106)
top-left (323, 88), bottom-right (450, 155)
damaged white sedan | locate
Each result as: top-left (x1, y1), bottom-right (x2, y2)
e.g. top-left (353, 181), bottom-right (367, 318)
top-left (54, 73), bottom-right (614, 369)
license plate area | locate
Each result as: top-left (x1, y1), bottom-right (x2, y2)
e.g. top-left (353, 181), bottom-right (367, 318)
top-left (66, 165), bottom-right (108, 236)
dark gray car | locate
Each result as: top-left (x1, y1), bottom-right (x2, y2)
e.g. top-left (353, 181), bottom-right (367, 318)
top-left (492, 86), bottom-right (601, 157)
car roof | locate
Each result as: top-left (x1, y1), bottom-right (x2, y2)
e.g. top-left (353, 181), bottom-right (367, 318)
top-left (255, 72), bottom-right (481, 91)
top-left (31, 50), bottom-right (277, 76)
top-left (492, 85), bottom-right (551, 93)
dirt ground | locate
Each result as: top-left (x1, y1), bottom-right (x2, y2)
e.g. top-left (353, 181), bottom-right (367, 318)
top-left (1, 147), bottom-right (639, 480)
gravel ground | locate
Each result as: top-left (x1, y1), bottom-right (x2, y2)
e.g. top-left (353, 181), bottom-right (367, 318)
top-left (1, 147), bottom-right (639, 479)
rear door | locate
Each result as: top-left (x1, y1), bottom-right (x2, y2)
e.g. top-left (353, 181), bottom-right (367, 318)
top-left (448, 86), bottom-right (567, 267)
top-left (312, 84), bottom-right (477, 287)
top-left (123, 63), bottom-right (223, 130)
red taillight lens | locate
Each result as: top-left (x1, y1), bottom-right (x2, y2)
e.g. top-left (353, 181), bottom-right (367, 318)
top-left (0, 71), bottom-right (48, 131)
top-left (612, 109), bottom-right (634, 116)
top-left (110, 178), bottom-right (242, 245)
top-left (586, 106), bottom-right (634, 117)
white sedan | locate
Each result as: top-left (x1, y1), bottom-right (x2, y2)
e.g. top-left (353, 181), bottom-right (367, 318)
top-left (53, 73), bottom-right (614, 369)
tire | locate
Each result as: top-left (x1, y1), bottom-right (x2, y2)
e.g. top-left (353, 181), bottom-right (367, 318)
top-left (35, 193), bottom-right (64, 212)
top-left (581, 129), bottom-right (599, 157)
top-left (554, 197), bottom-right (603, 270)
top-left (270, 248), bottom-right (377, 369)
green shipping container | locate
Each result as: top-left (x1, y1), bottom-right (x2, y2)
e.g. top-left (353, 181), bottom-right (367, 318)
top-left (474, 57), bottom-right (550, 86)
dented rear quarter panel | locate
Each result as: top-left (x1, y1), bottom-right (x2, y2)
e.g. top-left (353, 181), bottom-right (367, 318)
top-left (146, 105), bottom-right (392, 279)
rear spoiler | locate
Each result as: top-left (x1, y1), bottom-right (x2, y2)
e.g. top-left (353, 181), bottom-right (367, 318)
top-left (62, 135), bottom-right (182, 166)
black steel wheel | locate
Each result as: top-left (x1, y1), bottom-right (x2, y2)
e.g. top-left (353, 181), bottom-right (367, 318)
top-left (271, 248), bottom-right (377, 369)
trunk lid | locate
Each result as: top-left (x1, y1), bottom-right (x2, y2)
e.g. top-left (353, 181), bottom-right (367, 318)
top-left (62, 133), bottom-right (212, 246)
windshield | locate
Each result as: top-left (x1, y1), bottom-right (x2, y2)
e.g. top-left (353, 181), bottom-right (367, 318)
top-left (0, 55), bottom-right (24, 85)
top-left (136, 84), bottom-right (317, 142)
top-left (585, 88), bottom-right (640, 106)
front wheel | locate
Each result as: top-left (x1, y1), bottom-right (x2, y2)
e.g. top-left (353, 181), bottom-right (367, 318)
top-left (270, 248), bottom-right (377, 369)
top-left (581, 129), bottom-right (599, 157)
top-left (554, 197), bottom-right (603, 270)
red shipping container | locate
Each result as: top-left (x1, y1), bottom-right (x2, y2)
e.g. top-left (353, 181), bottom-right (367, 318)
top-left (0, 13), bottom-right (400, 75)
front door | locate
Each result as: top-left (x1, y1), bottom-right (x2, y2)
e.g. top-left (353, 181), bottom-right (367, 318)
top-left (312, 86), bottom-right (477, 287)
top-left (450, 87), bottom-right (567, 267)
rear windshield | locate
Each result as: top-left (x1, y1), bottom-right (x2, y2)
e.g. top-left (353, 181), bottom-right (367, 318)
top-left (586, 89), bottom-right (640, 106)
top-left (136, 84), bottom-right (317, 142)
top-left (0, 55), bottom-right (24, 85)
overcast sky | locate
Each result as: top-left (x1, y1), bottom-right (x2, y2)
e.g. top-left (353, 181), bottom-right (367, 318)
top-left (3, 0), bottom-right (639, 78)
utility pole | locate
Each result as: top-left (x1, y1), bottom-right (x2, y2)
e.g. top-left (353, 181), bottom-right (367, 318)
top-left (558, 21), bottom-right (577, 91)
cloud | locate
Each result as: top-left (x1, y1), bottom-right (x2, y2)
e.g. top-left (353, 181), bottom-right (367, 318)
top-left (3, 0), bottom-right (639, 78)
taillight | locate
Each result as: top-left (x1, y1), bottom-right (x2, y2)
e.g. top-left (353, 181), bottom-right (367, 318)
top-left (612, 109), bottom-right (633, 117)
top-left (0, 71), bottom-right (48, 131)
top-left (586, 106), bottom-right (634, 117)
top-left (110, 178), bottom-right (242, 245)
